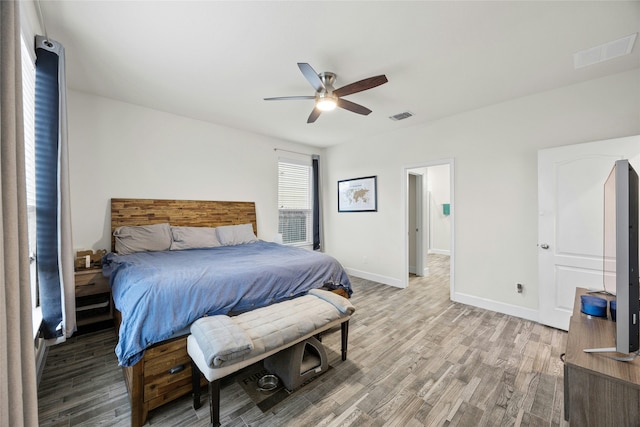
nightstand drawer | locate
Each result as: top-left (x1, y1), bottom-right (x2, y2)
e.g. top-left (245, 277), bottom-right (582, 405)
top-left (75, 281), bottom-right (110, 297)
top-left (75, 269), bottom-right (108, 286)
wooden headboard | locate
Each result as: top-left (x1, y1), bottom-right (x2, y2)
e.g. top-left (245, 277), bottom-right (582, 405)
top-left (110, 198), bottom-right (257, 251)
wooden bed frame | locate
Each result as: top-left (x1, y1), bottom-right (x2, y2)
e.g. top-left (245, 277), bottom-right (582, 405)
top-left (110, 198), bottom-right (258, 427)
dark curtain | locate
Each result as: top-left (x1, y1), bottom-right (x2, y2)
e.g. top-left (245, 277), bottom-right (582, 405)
top-left (34, 35), bottom-right (75, 340)
top-left (35, 39), bottom-right (60, 338)
top-left (312, 155), bottom-right (321, 251)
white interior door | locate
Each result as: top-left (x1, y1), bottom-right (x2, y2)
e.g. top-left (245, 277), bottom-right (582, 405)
top-left (408, 174), bottom-right (417, 274)
top-left (408, 172), bottom-right (425, 276)
top-left (414, 174), bottom-right (424, 276)
top-left (538, 135), bottom-right (640, 330)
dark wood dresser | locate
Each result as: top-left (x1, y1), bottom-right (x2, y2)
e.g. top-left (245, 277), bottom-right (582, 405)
top-left (564, 287), bottom-right (640, 425)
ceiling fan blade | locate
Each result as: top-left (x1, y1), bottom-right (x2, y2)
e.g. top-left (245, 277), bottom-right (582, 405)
top-left (264, 96), bottom-right (315, 101)
top-left (298, 63), bottom-right (326, 92)
top-left (333, 75), bottom-right (388, 97)
top-left (336, 98), bottom-right (372, 116)
top-left (307, 107), bottom-right (322, 123)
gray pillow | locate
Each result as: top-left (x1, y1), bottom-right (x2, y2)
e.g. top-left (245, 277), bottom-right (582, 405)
top-left (170, 226), bottom-right (221, 250)
top-left (113, 223), bottom-right (172, 255)
top-left (215, 223), bottom-right (258, 246)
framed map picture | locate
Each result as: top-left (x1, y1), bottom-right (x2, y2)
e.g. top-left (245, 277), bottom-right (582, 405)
top-left (338, 176), bottom-right (377, 212)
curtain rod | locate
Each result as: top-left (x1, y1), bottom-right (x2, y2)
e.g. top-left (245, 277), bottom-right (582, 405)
top-left (36, 0), bottom-right (49, 42)
top-left (274, 148), bottom-right (320, 157)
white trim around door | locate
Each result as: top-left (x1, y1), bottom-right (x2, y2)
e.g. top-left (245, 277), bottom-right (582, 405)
top-left (402, 158), bottom-right (455, 301)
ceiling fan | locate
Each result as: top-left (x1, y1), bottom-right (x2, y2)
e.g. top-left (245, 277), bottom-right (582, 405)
top-left (264, 63), bottom-right (388, 123)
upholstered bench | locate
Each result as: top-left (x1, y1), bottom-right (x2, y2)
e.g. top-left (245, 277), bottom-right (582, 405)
top-left (187, 289), bottom-right (355, 427)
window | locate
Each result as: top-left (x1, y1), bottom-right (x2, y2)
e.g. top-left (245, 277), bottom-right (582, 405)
top-left (21, 34), bottom-right (40, 333)
top-left (278, 159), bottom-right (313, 245)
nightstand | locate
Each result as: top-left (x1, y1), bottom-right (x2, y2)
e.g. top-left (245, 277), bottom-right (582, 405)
top-left (74, 268), bottom-right (113, 326)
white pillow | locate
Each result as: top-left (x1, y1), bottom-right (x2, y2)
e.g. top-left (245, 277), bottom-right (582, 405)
top-left (113, 223), bottom-right (172, 255)
top-left (170, 226), bottom-right (221, 250)
top-left (215, 223), bottom-right (258, 246)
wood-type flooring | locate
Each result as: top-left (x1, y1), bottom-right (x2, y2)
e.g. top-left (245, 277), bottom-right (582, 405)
top-left (38, 255), bottom-right (569, 426)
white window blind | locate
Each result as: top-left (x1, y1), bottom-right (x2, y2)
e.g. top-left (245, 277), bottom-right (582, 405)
top-left (21, 35), bottom-right (39, 316)
top-left (278, 160), bottom-right (312, 245)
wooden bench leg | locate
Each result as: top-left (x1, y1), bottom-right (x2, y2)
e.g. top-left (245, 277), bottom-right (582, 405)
top-left (191, 359), bottom-right (220, 426)
top-left (209, 379), bottom-right (221, 427)
top-left (341, 320), bottom-right (349, 361)
top-left (191, 360), bottom-right (202, 410)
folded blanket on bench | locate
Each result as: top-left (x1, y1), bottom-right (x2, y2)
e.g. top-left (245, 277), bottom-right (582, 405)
top-left (190, 290), bottom-right (354, 369)
top-left (308, 288), bottom-right (354, 315)
top-left (190, 315), bottom-right (254, 368)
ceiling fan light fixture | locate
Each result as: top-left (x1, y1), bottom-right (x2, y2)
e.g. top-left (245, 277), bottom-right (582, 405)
top-left (316, 98), bottom-right (337, 111)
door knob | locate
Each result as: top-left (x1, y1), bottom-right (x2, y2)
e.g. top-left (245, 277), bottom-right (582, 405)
top-left (540, 243), bottom-right (549, 250)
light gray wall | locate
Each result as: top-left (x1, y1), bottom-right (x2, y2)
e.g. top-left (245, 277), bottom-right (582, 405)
top-left (67, 90), bottom-right (321, 252)
top-left (67, 69), bottom-right (639, 322)
top-left (427, 164), bottom-right (451, 255)
top-left (323, 69), bottom-right (640, 320)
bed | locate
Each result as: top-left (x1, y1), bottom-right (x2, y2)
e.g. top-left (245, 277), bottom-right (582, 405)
top-left (105, 198), bottom-right (352, 427)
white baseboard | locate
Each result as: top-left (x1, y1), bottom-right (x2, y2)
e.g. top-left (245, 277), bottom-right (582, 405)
top-left (345, 268), bottom-right (539, 322)
top-left (408, 266), bottom-right (430, 276)
top-left (453, 291), bottom-right (539, 323)
top-left (428, 249), bottom-right (451, 256)
top-left (344, 267), bottom-right (405, 289)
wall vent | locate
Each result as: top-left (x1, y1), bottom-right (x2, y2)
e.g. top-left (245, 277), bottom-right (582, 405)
top-left (389, 111), bottom-right (414, 121)
top-left (574, 33), bottom-right (637, 69)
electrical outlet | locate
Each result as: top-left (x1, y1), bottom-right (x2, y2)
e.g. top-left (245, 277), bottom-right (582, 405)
top-left (516, 283), bottom-right (523, 293)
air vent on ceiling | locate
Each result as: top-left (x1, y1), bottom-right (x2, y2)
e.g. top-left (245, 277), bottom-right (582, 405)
top-left (389, 111), bottom-right (414, 121)
top-left (574, 33), bottom-right (637, 69)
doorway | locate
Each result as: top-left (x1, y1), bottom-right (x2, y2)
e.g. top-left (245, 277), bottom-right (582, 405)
top-left (403, 159), bottom-right (454, 297)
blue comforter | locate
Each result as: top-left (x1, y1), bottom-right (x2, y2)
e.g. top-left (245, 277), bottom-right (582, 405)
top-left (102, 241), bottom-right (351, 367)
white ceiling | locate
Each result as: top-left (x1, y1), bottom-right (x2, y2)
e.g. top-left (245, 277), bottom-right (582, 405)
top-left (37, 1), bottom-right (640, 148)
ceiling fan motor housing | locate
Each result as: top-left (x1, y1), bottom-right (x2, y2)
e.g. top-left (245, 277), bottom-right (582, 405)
top-left (318, 72), bottom-right (336, 92)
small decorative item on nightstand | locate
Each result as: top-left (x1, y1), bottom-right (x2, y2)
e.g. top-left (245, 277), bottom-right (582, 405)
top-left (75, 249), bottom-right (107, 270)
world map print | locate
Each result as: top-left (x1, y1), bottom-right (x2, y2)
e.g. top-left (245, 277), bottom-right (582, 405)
top-left (338, 177), bottom-right (377, 212)
top-left (343, 187), bottom-right (370, 205)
